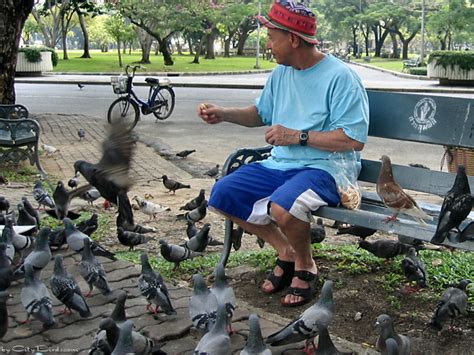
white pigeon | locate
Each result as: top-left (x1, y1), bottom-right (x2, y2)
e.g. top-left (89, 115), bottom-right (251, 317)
top-left (133, 195), bottom-right (170, 221)
top-left (42, 144), bottom-right (59, 156)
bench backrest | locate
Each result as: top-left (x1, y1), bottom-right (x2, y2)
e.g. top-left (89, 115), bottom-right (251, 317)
top-left (0, 104), bottom-right (29, 119)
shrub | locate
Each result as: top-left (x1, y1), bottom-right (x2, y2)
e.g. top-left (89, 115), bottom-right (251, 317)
top-left (428, 50), bottom-right (474, 71)
top-left (409, 67), bottom-right (427, 76)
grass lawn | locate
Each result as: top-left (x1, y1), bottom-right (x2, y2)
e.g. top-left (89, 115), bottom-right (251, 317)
top-left (54, 49), bottom-right (277, 73)
top-left (352, 57), bottom-right (405, 72)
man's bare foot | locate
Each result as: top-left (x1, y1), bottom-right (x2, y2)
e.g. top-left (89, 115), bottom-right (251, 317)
top-left (281, 264), bottom-right (318, 306)
top-left (261, 258), bottom-right (295, 294)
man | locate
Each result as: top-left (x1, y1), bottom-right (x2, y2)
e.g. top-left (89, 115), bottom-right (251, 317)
top-left (197, 0), bottom-right (369, 307)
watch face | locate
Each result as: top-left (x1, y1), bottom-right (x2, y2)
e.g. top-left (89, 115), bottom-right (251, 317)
top-left (300, 132), bottom-right (308, 140)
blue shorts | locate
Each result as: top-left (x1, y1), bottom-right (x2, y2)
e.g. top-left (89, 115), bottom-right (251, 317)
top-left (209, 163), bottom-right (340, 224)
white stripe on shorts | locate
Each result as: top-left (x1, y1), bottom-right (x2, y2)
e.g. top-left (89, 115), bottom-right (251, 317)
top-left (247, 196), bottom-right (272, 225)
top-left (289, 189), bottom-right (327, 222)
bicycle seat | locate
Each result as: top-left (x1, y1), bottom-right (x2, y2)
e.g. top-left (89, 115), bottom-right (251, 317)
top-left (145, 78), bottom-right (160, 85)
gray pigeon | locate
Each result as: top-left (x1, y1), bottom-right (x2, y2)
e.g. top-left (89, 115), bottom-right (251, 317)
top-left (159, 239), bottom-right (202, 269)
top-left (161, 174), bottom-right (191, 194)
top-left (210, 264), bottom-right (236, 333)
top-left (430, 280), bottom-right (469, 331)
top-left (16, 202), bottom-right (37, 233)
top-left (375, 314), bottom-right (411, 355)
top-left (110, 290), bottom-right (128, 326)
top-left (77, 213), bottom-right (99, 236)
top-left (117, 227), bottom-right (152, 251)
top-left (14, 227), bottom-right (52, 278)
top-left (68, 172), bottom-right (81, 188)
top-left (266, 280), bottom-right (334, 353)
top-left (48, 226), bottom-right (67, 251)
top-left (336, 224), bottom-right (377, 240)
top-left (311, 218), bottom-right (326, 244)
top-left (90, 318), bottom-right (117, 354)
top-left (185, 223), bottom-right (211, 252)
top-left (78, 128), bottom-right (86, 141)
top-left (189, 273), bottom-right (218, 333)
top-left (50, 181), bottom-right (90, 220)
top-left (315, 325), bottom-right (352, 355)
top-left (240, 314), bottom-right (271, 355)
top-left (385, 338), bottom-right (400, 355)
top-left (138, 253), bottom-right (176, 315)
top-left (0, 244), bottom-right (13, 291)
top-left (401, 247), bottom-right (427, 290)
top-left (0, 223), bottom-right (15, 263)
top-left (21, 197), bottom-right (40, 226)
top-left (0, 196), bottom-right (9, 213)
top-left (432, 164), bottom-right (472, 244)
top-left (8, 217), bottom-right (33, 256)
top-left (180, 199), bottom-right (207, 223)
top-left (180, 189), bottom-right (205, 211)
top-left (0, 291), bottom-right (8, 339)
top-left (79, 188), bottom-right (101, 206)
top-left (358, 240), bottom-right (412, 260)
top-left (176, 149), bottom-right (195, 159)
top-left (204, 164), bottom-right (220, 177)
top-left (32, 180), bottom-right (55, 209)
top-left (194, 304), bottom-right (231, 355)
top-left (63, 218), bottom-right (116, 260)
top-left (111, 319), bottom-right (134, 355)
top-left (50, 255), bottom-right (91, 317)
top-left (78, 238), bottom-right (112, 296)
top-left (186, 221), bottom-right (222, 246)
top-left (21, 264), bottom-right (56, 329)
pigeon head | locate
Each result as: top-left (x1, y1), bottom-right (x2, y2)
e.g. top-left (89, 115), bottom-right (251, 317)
top-left (454, 164), bottom-right (471, 194)
top-left (34, 180), bottom-right (42, 188)
top-left (358, 240), bottom-right (370, 250)
top-left (375, 314), bottom-right (393, 331)
top-left (111, 291), bottom-right (128, 323)
top-left (318, 280), bottom-right (334, 309)
top-left (379, 155), bottom-right (393, 177)
top-left (455, 279), bottom-right (470, 291)
top-left (99, 317), bottom-right (120, 346)
top-left (406, 247), bottom-right (417, 258)
top-left (63, 218), bottom-right (74, 230)
top-left (36, 227), bottom-right (52, 247)
top-left (53, 255), bottom-right (66, 276)
top-left (140, 252), bottom-right (153, 272)
top-left (161, 175), bottom-right (168, 181)
top-left (192, 274), bottom-right (208, 294)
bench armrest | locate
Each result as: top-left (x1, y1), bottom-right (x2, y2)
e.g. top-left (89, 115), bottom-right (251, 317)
top-left (222, 146), bottom-right (272, 177)
top-left (0, 104), bottom-right (29, 119)
top-left (0, 118), bottom-right (40, 144)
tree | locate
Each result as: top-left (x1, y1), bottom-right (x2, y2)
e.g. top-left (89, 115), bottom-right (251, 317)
top-left (88, 15), bottom-right (113, 52)
top-left (22, 15), bottom-right (41, 45)
top-left (104, 13), bottom-right (133, 67)
top-left (0, 0), bottom-right (36, 103)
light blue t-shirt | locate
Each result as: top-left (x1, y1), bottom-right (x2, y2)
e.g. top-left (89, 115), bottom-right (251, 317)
top-left (255, 54), bottom-right (369, 185)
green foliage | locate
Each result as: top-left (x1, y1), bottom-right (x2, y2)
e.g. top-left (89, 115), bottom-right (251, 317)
top-left (428, 51), bottom-right (474, 71)
top-left (19, 47), bottom-right (42, 63)
top-left (409, 67), bottom-right (427, 76)
top-left (0, 166), bottom-right (37, 183)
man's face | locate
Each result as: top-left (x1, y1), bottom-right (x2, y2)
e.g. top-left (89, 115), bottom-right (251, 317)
top-left (266, 28), bottom-right (293, 66)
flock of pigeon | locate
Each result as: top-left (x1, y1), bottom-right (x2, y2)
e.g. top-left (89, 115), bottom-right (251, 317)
top-left (1, 119), bottom-right (473, 354)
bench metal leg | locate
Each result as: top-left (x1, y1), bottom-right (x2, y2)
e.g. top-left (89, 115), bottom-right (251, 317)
top-left (218, 219), bottom-right (234, 267)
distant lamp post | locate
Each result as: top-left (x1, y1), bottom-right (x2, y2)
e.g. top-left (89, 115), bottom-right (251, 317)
top-left (255, 1), bottom-right (261, 69)
top-left (420, 0), bottom-right (426, 63)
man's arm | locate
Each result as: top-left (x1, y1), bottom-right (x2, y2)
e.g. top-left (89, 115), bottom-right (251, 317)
top-left (198, 104), bottom-right (264, 127)
top-left (265, 125), bottom-right (364, 151)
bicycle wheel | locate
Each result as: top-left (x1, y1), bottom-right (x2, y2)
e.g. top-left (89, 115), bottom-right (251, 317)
top-left (152, 87), bottom-right (175, 120)
top-left (107, 97), bottom-right (140, 129)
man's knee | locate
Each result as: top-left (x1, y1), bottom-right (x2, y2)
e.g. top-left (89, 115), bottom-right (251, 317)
top-left (270, 203), bottom-right (294, 228)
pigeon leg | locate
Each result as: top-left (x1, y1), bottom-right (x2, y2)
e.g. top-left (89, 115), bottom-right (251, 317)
top-left (85, 284), bottom-right (94, 297)
top-left (60, 306), bottom-right (73, 315)
top-left (383, 213), bottom-right (399, 223)
top-left (19, 316), bottom-right (31, 325)
top-left (303, 338), bottom-right (317, 354)
top-left (145, 303), bottom-right (156, 314)
top-left (401, 284), bottom-right (421, 294)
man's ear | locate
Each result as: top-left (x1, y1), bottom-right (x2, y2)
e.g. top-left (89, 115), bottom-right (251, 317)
top-left (289, 33), bottom-right (301, 48)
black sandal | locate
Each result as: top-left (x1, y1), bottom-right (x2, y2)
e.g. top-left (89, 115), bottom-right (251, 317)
top-left (262, 259), bottom-right (295, 294)
top-left (281, 270), bottom-right (319, 307)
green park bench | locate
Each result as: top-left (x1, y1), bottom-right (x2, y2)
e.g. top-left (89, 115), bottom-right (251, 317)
top-left (218, 90), bottom-right (474, 266)
top-left (403, 56), bottom-right (421, 71)
top-left (0, 104), bottom-right (46, 177)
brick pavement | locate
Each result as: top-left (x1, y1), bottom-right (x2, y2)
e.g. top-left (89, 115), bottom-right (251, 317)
top-left (0, 113), bottom-right (378, 354)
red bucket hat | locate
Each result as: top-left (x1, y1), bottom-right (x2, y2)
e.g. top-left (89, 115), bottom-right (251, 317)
top-left (256, 1), bottom-right (318, 44)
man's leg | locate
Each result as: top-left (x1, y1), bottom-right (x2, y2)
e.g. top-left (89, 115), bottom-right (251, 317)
top-left (271, 203), bottom-right (317, 305)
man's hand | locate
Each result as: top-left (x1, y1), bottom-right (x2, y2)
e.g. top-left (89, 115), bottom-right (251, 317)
top-left (265, 124), bottom-right (299, 146)
top-left (197, 103), bottom-right (224, 124)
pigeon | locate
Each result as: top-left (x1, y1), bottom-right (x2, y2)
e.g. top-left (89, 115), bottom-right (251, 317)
top-left (161, 175), bottom-right (191, 194)
top-left (14, 227), bottom-right (52, 278)
top-left (429, 280), bottom-right (469, 331)
top-left (110, 290), bottom-right (128, 325)
top-left (408, 163), bottom-right (430, 169)
top-left (74, 121), bottom-right (136, 229)
top-left (0, 244), bottom-right (13, 291)
top-left (194, 304), bottom-right (231, 355)
top-left (431, 165), bottom-right (472, 244)
top-left (63, 218), bottom-right (116, 260)
top-left (0, 291), bottom-right (8, 339)
top-left (50, 255), bottom-right (91, 317)
top-left (311, 218), bottom-right (326, 244)
top-left (0, 224), bottom-right (15, 263)
top-left (21, 197), bottom-right (41, 226)
top-left (68, 172), bottom-right (81, 188)
top-left (49, 180), bottom-right (90, 220)
top-left (176, 149), bottom-right (195, 158)
top-left (78, 238), bottom-right (112, 296)
top-left (401, 247), bottom-right (427, 289)
top-left (138, 253), bottom-right (176, 315)
top-left (133, 195), bottom-right (170, 221)
top-left (240, 314), bottom-right (271, 355)
top-left (189, 273), bottom-right (218, 333)
top-left (32, 180), bottom-right (55, 209)
top-left (186, 221), bottom-right (223, 246)
top-left (77, 83), bottom-right (85, 90)
top-left (457, 221), bottom-right (474, 243)
top-left (16, 202), bottom-right (37, 233)
top-left (336, 224), bottom-right (377, 240)
top-left (6, 218), bottom-right (33, 257)
top-left (21, 264), bottom-right (56, 329)
top-left (385, 338), bottom-right (400, 355)
top-left (78, 188), bottom-right (101, 206)
top-left (42, 143), bottom-right (59, 156)
top-left (204, 164), bottom-right (220, 177)
top-left (0, 196), bottom-right (9, 213)
top-left (266, 280), bottom-right (334, 353)
top-left (185, 223), bottom-right (211, 252)
top-left (78, 128), bottom-right (86, 140)
top-left (315, 325), bottom-right (352, 355)
top-left (118, 227), bottom-right (152, 251)
top-left (178, 199), bottom-right (207, 223)
top-left (89, 319), bottom-right (116, 354)
top-left (180, 189), bottom-right (205, 211)
top-left (377, 155), bottom-right (432, 224)
top-left (48, 227), bottom-right (67, 251)
top-left (358, 240), bottom-right (412, 260)
top-left (375, 314), bottom-right (411, 355)
top-left (111, 319), bottom-right (134, 355)
top-left (210, 264), bottom-right (236, 333)
top-left (77, 213), bottom-right (99, 236)
top-left (0, 176), bottom-right (8, 185)
top-left (159, 239), bottom-right (202, 269)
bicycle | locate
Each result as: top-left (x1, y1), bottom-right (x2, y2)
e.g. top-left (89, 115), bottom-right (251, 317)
top-left (108, 65), bottom-right (175, 129)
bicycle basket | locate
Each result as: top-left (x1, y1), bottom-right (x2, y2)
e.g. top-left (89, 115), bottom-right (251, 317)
top-left (111, 76), bottom-right (128, 94)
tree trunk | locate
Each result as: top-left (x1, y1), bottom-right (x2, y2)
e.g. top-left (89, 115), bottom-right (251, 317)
top-left (0, 0), bottom-right (34, 103)
top-left (237, 32), bottom-right (249, 56)
top-left (389, 32), bottom-right (399, 58)
top-left (224, 37), bottom-right (231, 57)
top-left (61, 15), bottom-right (69, 60)
top-left (31, 9), bottom-right (54, 48)
top-left (192, 33), bottom-right (206, 64)
top-left (205, 32), bottom-right (215, 59)
top-left (117, 40), bottom-right (123, 67)
top-left (352, 26), bottom-right (358, 56)
top-left (77, 10), bottom-right (91, 58)
top-left (176, 38), bottom-right (183, 55)
top-left (373, 26), bottom-right (389, 57)
top-left (158, 38), bottom-right (174, 65)
top-left (135, 28), bottom-right (153, 64)
top-left (187, 36), bottom-right (194, 55)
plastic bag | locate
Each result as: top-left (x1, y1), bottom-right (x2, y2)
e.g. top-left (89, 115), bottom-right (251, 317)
top-left (329, 150), bottom-right (362, 210)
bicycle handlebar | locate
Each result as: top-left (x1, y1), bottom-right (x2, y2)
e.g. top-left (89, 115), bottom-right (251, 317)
top-left (125, 65), bottom-right (145, 77)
